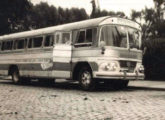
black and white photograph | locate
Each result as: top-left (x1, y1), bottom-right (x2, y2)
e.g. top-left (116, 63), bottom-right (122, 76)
top-left (0, 0), bottom-right (165, 120)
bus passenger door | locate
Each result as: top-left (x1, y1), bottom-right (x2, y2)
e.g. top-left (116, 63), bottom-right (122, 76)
top-left (52, 31), bottom-right (72, 79)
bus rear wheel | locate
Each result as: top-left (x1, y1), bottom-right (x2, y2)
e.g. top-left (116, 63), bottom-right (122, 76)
top-left (11, 69), bottom-right (21, 84)
top-left (78, 66), bottom-right (95, 91)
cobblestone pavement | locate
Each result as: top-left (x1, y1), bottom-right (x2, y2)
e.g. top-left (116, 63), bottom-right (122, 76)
top-left (0, 77), bottom-right (165, 120)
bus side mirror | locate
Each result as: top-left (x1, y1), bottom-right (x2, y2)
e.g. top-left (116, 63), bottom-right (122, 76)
top-left (100, 41), bottom-right (105, 54)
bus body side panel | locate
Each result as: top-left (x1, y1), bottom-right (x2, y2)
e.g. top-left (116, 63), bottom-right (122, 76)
top-left (19, 48), bottom-right (54, 78)
top-left (0, 48), bottom-right (54, 78)
top-left (0, 62), bottom-right (9, 76)
top-left (52, 45), bottom-right (72, 79)
top-left (0, 45), bottom-right (73, 79)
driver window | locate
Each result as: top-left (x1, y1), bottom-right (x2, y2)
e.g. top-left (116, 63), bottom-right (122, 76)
top-left (77, 31), bottom-right (85, 43)
top-left (75, 28), bottom-right (97, 47)
top-left (86, 29), bottom-right (92, 43)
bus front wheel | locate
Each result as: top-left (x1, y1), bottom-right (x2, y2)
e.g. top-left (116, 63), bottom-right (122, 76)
top-left (78, 66), bottom-right (95, 91)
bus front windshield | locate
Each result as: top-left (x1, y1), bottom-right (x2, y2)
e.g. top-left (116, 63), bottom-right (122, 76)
top-left (100, 25), bottom-right (141, 49)
top-left (127, 27), bottom-right (141, 49)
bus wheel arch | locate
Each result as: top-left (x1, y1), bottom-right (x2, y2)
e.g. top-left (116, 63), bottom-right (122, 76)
top-left (8, 65), bottom-right (19, 76)
top-left (8, 65), bottom-right (21, 84)
top-left (73, 62), bottom-right (96, 91)
top-left (73, 62), bottom-right (93, 80)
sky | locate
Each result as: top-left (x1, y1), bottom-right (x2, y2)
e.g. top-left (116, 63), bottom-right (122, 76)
top-left (30, 0), bottom-right (155, 17)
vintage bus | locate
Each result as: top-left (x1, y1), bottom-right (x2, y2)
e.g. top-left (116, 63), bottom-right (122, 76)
top-left (0, 16), bottom-right (144, 90)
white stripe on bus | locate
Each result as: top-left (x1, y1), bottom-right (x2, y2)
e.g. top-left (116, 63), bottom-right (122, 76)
top-left (0, 70), bottom-right (8, 75)
top-left (20, 70), bottom-right (70, 78)
top-left (53, 57), bottom-right (71, 63)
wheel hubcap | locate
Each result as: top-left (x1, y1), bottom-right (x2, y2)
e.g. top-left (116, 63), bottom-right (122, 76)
top-left (81, 71), bottom-right (91, 86)
top-left (13, 72), bottom-right (19, 82)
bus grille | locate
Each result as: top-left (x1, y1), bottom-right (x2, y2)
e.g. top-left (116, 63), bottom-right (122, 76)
top-left (119, 61), bottom-right (136, 73)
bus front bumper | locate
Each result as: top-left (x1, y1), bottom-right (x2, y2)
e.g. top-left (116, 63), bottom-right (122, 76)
top-left (94, 71), bottom-right (144, 80)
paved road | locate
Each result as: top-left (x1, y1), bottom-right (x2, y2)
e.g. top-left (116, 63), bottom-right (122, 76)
top-left (0, 77), bottom-right (165, 120)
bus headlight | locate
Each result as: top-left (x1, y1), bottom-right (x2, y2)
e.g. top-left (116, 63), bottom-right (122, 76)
top-left (136, 63), bottom-right (144, 73)
top-left (99, 61), bottom-right (119, 72)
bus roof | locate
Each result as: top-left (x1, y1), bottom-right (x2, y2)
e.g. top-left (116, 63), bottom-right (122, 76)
top-left (0, 16), bottom-right (141, 41)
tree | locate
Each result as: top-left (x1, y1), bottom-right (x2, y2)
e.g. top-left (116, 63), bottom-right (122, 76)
top-left (26, 2), bottom-right (88, 29)
top-left (58, 7), bottom-right (66, 24)
top-left (30, 2), bottom-right (59, 28)
top-left (131, 10), bottom-right (141, 21)
top-left (0, 0), bottom-right (31, 35)
top-left (142, 0), bottom-right (165, 80)
top-left (142, 8), bottom-right (157, 39)
top-left (116, 12), bottom-right (125, 18)
top-left (90, 0), bottom-right (97, 18)
top-left (148, 0), bottom-right (165, 37)
top-left (153, 0), bottom-right (164, 19)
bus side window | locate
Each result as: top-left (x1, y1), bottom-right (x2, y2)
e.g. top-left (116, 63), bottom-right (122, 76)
top-left (72, 30), bottom-right (78, 44)
top-left (33, 37), bottom-right (43, 48)
top-left (45, 36), bottom-right (50, 47)
top-left (2, 41), bottom-right (13, 51)
top-left (77, 31), bottom-right (85, 43)
top-left (6, 41), bottom-right (10, 50)
top-left (75, 28), bottom-right (96, 47)
top-left (8, 41), bottom-right (13, 50)
top-left (14, 40), bottom-right (17, 50)
top-left (24, 39), bottom-right (28, 49)
top-left (17, 39), bottom-right (25, 49)
top-left (50, 35), bottom-right (54, 46)
top-left (44, 35), bottom-right (54, 47)
top-left (86, 29), bottom-right (92, 43)
top-left (55, 34), bottom-right (60, 44)
top-left (55, 32), bottom-right (70, 44)
top-left (92, 28), bottom-right (97, 46)
top-left (1, 41), bottom-right (5, 51)
top-left (62, 33), bottom-right (70, 44)
top-left (28, 38), bottom-right (33, 48)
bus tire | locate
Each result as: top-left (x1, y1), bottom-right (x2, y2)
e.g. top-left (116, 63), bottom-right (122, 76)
top-left (78, 66), bottom-right (95, 91)
top-left (11, 68), bottom-right (21, 84)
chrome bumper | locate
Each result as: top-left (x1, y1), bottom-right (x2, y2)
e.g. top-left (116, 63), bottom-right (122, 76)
top-left (94, 71), bottom-right (144, 80)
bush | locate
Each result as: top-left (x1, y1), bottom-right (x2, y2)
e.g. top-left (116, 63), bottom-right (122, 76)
top-left (143, 38), bottom-right (165, 80)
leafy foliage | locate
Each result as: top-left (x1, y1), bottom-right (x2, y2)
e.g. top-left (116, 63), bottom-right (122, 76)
top-left (137, 0), bottom-right (165, 80)
top-left (0, 0), bottom-right (31, 35)
top-left (20, 2), bottom-right (89, 30)
top-left (143, 38), bottom-right (165, 79)
top-left (131, 10), bottom-right (141, 21)
top-left (0, 1), bottom-right (89, 35)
